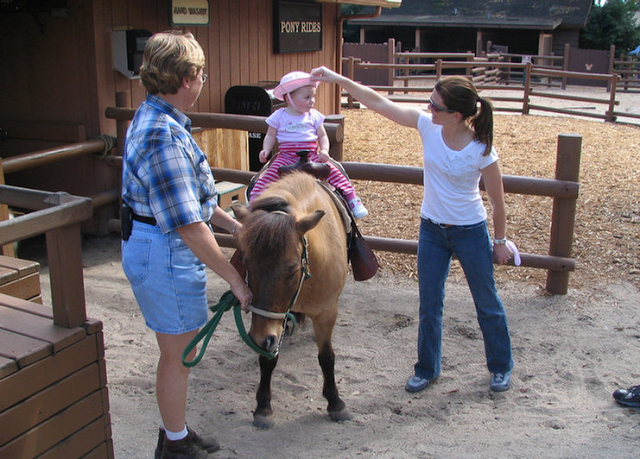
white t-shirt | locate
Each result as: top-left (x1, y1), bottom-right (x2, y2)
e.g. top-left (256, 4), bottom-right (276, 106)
top-left (418, 112), bottom-right (498, 226)
top-left (265, 108), bottom-right (325, 144)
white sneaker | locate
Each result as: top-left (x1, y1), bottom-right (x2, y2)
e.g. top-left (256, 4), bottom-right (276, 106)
top-left (348, 198), bottom-right (368, 219)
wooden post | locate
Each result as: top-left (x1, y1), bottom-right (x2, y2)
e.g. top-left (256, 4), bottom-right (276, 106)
top-left (546, 134), bottom-right (581, 294)
top-left (523, 62), bottom-right (532, 114)
top-left (562, 43), bottom-right (570, 89)
top-left (388, 37), bottom-right (395, 91)
top-left (0, 160), bottom-right (15, 257)
top-left (44, 192), bottom-right (88, 328)
top-left (115, 91), bottom-right (129, 157)
top-left (607, 44), bottom-right (616, 93)
top-left (607, 74), bottom-right (619, 122)
top-left (436, 59), bottom-right (442, 81)
top-left (347, 56), bottom-right (356, 109)
top-left (325, 114), bottom-right (345, 161)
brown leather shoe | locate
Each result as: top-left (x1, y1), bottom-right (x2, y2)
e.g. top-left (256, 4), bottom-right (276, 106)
top-left (154, 426), bottom-right (220, 459)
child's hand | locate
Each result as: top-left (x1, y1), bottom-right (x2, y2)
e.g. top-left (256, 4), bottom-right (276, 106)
top-left (259, 150), bottom-right (270, 163)
top-left (317, 151), bottom-right (330, 163)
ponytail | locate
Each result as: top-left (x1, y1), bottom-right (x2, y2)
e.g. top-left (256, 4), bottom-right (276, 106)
top-left (472, 97), bottom-right (494, 156)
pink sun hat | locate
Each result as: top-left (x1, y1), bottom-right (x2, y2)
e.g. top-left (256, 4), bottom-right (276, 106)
top-left (272, 71), bottom-right (320, 101)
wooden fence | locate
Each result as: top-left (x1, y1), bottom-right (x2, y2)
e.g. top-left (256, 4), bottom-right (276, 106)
top-left (340, 58), bottom-right (640, 124)
top-left (103, 106), bottom-right (579, 295)
top-left (0, 101), bottom-right (581, 294)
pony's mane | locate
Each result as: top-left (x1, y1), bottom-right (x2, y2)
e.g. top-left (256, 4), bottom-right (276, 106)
top-left (241, 172), bottom-right (328, 258)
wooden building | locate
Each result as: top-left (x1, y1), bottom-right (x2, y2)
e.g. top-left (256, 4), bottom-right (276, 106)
top-left (349, 0), bottom-right (593, 57)
top-left (0, 0), bottom-right (400, 235)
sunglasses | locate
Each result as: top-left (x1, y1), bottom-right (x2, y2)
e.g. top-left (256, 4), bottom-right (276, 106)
top-left (429, 97), bottom-right (456, 113)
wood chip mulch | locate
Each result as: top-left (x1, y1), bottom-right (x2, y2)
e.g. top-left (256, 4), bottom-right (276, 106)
top-left (342, 109), bottom-right (640, 291)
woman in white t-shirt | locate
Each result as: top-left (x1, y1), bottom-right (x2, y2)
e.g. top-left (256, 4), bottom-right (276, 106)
top-left (310, 66), bottom-right (515, 394)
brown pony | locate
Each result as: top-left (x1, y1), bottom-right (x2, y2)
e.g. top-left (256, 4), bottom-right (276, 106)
top-left (232, 171), bottom-right (350, 428)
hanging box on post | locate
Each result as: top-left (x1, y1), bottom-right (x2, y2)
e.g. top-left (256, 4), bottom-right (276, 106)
top-left (216, 181), bottom-right (247, 210)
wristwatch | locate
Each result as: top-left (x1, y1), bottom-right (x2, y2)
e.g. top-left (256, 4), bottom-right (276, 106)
top-left (493, 237), bottom-right (507, 245)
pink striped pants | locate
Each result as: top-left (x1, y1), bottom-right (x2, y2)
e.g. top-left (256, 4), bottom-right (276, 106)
top-left (249, 141), bottom-right (355, 202)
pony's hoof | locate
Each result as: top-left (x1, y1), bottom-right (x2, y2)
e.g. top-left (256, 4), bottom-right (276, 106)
top-left (253, 414), bottom-right (275, 429)
top-left (329, 408), bottom-right (352, 422)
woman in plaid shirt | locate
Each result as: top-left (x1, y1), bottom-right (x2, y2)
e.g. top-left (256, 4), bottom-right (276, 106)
top-left (121, 30), bottom-right (251, 459)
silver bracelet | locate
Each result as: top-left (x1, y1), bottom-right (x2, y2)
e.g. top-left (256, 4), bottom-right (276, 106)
top-left (493, 237), bottom-right (507, 245)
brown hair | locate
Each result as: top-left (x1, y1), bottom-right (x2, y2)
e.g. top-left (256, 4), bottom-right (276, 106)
top-left (139, 30), bottom-right (205, 95)
top-left (435, 76), bottom-right (494, 155)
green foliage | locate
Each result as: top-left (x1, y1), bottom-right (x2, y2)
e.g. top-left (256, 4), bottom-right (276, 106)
top-left (580, 0), bottom-right (640, 54)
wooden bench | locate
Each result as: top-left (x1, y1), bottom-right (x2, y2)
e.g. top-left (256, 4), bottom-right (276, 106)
top-left (0, 255), bottom-right (41, 303)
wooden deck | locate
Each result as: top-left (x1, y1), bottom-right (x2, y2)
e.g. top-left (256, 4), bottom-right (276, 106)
top-left (0, 187), bottom-right (114, 459)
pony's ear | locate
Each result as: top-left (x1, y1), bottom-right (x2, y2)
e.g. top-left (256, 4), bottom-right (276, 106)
top-left (296, 210), bottom-right (325, 237)
top-left (231, 204), bottom-right (250, 222)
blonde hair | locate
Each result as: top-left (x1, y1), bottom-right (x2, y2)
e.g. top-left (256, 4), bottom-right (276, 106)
top-left (139, 30), bottom-right (205, 95)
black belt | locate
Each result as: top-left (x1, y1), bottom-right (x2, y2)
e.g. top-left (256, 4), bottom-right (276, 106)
top-left (133, 213), bottom-right (157, 226)
top-left (424, 217), bottom-right (453, 228)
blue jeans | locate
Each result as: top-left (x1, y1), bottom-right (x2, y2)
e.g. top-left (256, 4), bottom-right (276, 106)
top-left (414, 218), bottom-right (513, 380)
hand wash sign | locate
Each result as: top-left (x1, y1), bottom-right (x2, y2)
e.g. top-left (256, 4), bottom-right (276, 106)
top-left (171, 0), bottom-right (209, 26)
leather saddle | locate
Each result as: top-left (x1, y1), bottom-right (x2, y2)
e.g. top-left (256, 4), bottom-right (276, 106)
top-left (240, 150), bottom-right (378, 281)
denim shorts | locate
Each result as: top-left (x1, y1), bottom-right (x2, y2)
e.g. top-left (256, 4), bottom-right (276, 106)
top-left (121, 221), bottom-right (208, 334)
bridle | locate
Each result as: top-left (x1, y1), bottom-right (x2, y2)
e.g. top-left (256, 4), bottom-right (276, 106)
top-left (245, 212), bottom-right (312, 357)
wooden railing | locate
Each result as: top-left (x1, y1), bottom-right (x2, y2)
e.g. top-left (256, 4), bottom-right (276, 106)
top-left (0, 185), bottom-right (93, 327)
top-left (104, 104), bottom-right (581, 294)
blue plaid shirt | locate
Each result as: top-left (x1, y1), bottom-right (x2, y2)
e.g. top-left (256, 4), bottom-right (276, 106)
top-left (122, 94), bottom-right (217, 233)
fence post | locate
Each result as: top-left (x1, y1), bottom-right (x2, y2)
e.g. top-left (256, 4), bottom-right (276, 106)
top-left (0, 159), bottom-right (15, 257)
top-left (387, 37), bottom-right (395, 92)
top-left (436, 59), bottom-right (442, 81)
top-left (523, 62), bottom-right (532, 114)
top-left (607, 44), bottom-right (616, 92)
top-left (347, 57), bottom-right (356, 109)
top-left (115, 91), bottom-right (130, 157)
top-left (607, 74), bottom-right (619, 122)
top-left (546, 134), bottom-right (581, 294)
top-left (325, 114), bottom-right (345, 161)
top-left (562, 43), bottom-right (570, 89)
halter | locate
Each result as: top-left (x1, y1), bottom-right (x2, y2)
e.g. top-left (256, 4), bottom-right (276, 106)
top-left (181, 236), bottom-right (311, 366)
top-left (245, 209), bottom-right (312, 356)
top-left (246, 232), bottom-right (311, 357)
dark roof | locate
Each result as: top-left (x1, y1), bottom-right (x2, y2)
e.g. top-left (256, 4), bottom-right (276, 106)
top-left (350, 0), bottom-right (592, 29)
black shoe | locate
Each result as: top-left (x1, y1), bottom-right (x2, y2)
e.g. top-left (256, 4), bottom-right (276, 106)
top-left (613, 385), bottom-right (640, 407)
top-left (155, 426), bottom-right (220, 459)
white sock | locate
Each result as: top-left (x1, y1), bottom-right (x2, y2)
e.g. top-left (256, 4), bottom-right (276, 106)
top-left (164, 425), bottom-right (188, 441)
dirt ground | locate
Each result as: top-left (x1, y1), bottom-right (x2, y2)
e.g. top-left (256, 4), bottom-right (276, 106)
top-left (24, 87), bottom-right (640, 459)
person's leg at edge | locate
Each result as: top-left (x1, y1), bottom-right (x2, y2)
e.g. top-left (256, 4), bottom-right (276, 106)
top-left (156, 330), bottom-right (199, 433)
top-left (414, 219), bottom-right (452, 383)
top-left (454, 221), bottom-right (513, 376)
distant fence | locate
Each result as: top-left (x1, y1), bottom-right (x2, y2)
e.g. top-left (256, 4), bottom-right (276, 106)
top-left (343, 40), bottom-right (639, 92)
top-left (340, 57), bottom-right (640, 125)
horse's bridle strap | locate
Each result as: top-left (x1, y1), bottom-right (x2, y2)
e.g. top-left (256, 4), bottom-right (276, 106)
top-left (247, 304), bottom-right (291, 320)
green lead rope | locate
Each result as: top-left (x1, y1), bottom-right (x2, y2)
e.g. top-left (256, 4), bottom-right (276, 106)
top-left (182, 290), bottom-right (296, 367)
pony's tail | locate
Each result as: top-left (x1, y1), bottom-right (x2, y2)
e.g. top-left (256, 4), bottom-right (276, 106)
top-left (472, 97), bottom-right (494, 156)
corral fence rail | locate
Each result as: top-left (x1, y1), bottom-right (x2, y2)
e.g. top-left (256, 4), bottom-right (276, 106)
top-left (104, 105), bottom-right (579, 294)
top-left (0, 99), bottom-right (581, 295)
